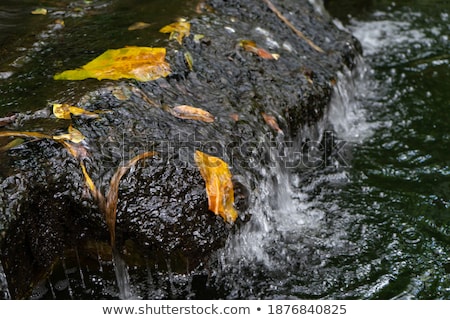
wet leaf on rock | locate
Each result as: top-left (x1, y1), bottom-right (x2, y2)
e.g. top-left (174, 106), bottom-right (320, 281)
top-left (168, 105), bottom-right (215, 123)
top-left (53, 125), bottom-right (85, 144)
top-left (239, 40), bottom-right (280, 60)
top-left (184, 51), bottom-right (194, 71)
top-left (159, 19), bottom-right (190, 44)
top-left (54, 46), bottom-right (171, 81)
top-left (53, 103), bottom-right (99, 119)
top-left (194, 150), bottom-right (238, 223)
top-left (262, 112), bottom-right (283, 133)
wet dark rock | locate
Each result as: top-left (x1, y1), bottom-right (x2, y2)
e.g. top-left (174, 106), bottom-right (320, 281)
top-left (0, 0), bottom-right (360, 299)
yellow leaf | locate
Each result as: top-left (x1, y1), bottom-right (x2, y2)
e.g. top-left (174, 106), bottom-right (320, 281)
top-left (53, 125), bottom-right (85, 144)
top-left (31, 8), bottom-right (47, 15)
top-left (159, 19), bottom-right (191, 44)
top-left (53, 103), bottom-right (99, 119)
top-left (54, 46), bottom-right (171, 81)
top-left (128, 21), bottom-right (152, 31)
top-left (80, 161), bottom-right (97, 194)
top-left (194, 150), bottom-right (238, 223)
top-left (168, 105), bottom-right (215, 123)
top-left (52, 103), bottom-right (71, 119)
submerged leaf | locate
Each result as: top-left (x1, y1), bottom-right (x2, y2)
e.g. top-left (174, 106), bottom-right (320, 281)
top-left (53, 125), bottom-right (85, 143)
top-left (168, 105), bottom-right (215, 123)
top-left (31, 8), bottom-right (47, 15)
top-left (194, 150), bottom-right (238, 223)
top-left (128, 21), bottom-right (152, 31)
top-left (54, 46), bottom-right (171, 81)
top-left (159, 19), bottom-right (191, 44)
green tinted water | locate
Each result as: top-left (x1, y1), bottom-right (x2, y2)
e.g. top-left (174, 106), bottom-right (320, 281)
top-left (325, 0), bottom-right (450, 298)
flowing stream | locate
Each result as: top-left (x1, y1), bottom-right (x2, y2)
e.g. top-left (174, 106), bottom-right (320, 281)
top-left (1, 0), bottom-right (449, 299)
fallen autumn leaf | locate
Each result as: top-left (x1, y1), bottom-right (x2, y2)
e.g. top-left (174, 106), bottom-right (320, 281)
top-left (194, 150), bottom-right (238, 223)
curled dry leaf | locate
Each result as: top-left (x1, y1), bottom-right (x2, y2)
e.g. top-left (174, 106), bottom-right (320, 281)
top-left (194, 150), bottom-right (238, 223)
top-left (159, 19), bottom-right (191, 44)
top-left (52, 125), bottom-right (85, 144)
top-left (239, 40), bottom-right (280, 60)
top-left (169, 105), bottom-right (215, 123)
top-left (54, 46), bottom-right (171, 82)
top-left (262, 112), bottom-right (283, 134)
top-left (53, 103), bottom-right (99, 119)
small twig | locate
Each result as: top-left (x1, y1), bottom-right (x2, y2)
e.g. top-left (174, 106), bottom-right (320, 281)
top-left (262, 0), bottom-right (324, 53)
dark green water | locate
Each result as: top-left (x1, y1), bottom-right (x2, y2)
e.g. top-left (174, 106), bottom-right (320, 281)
top-left (325, 0), bottom-right (450, 298)
top-left (1, 0), bottom-right (449, 299)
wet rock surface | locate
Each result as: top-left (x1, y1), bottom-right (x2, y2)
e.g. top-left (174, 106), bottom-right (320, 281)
top-left (0, 0), bottom-right (360, 299)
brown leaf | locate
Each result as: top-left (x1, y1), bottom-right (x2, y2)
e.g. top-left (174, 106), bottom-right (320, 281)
top-left (230, 113), bottom-right (239, 122)
top-left (105, 151), bottom-right (157, 245)
top-left (239, 40), bottom-right (279, 60)
top-left (262, 112), bottom-right (283, 133)
top-left (194, 150), bottom-right (238, 223)
top-left (169, 105), bottom-right (215, 123)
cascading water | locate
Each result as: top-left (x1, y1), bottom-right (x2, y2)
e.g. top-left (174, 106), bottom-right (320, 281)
top-left (0, 260), bottom-right (10, 300)
top-left (210, 44), bottom-right (377, 298)
top-left (112, 248), bottom-right (134, 300)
